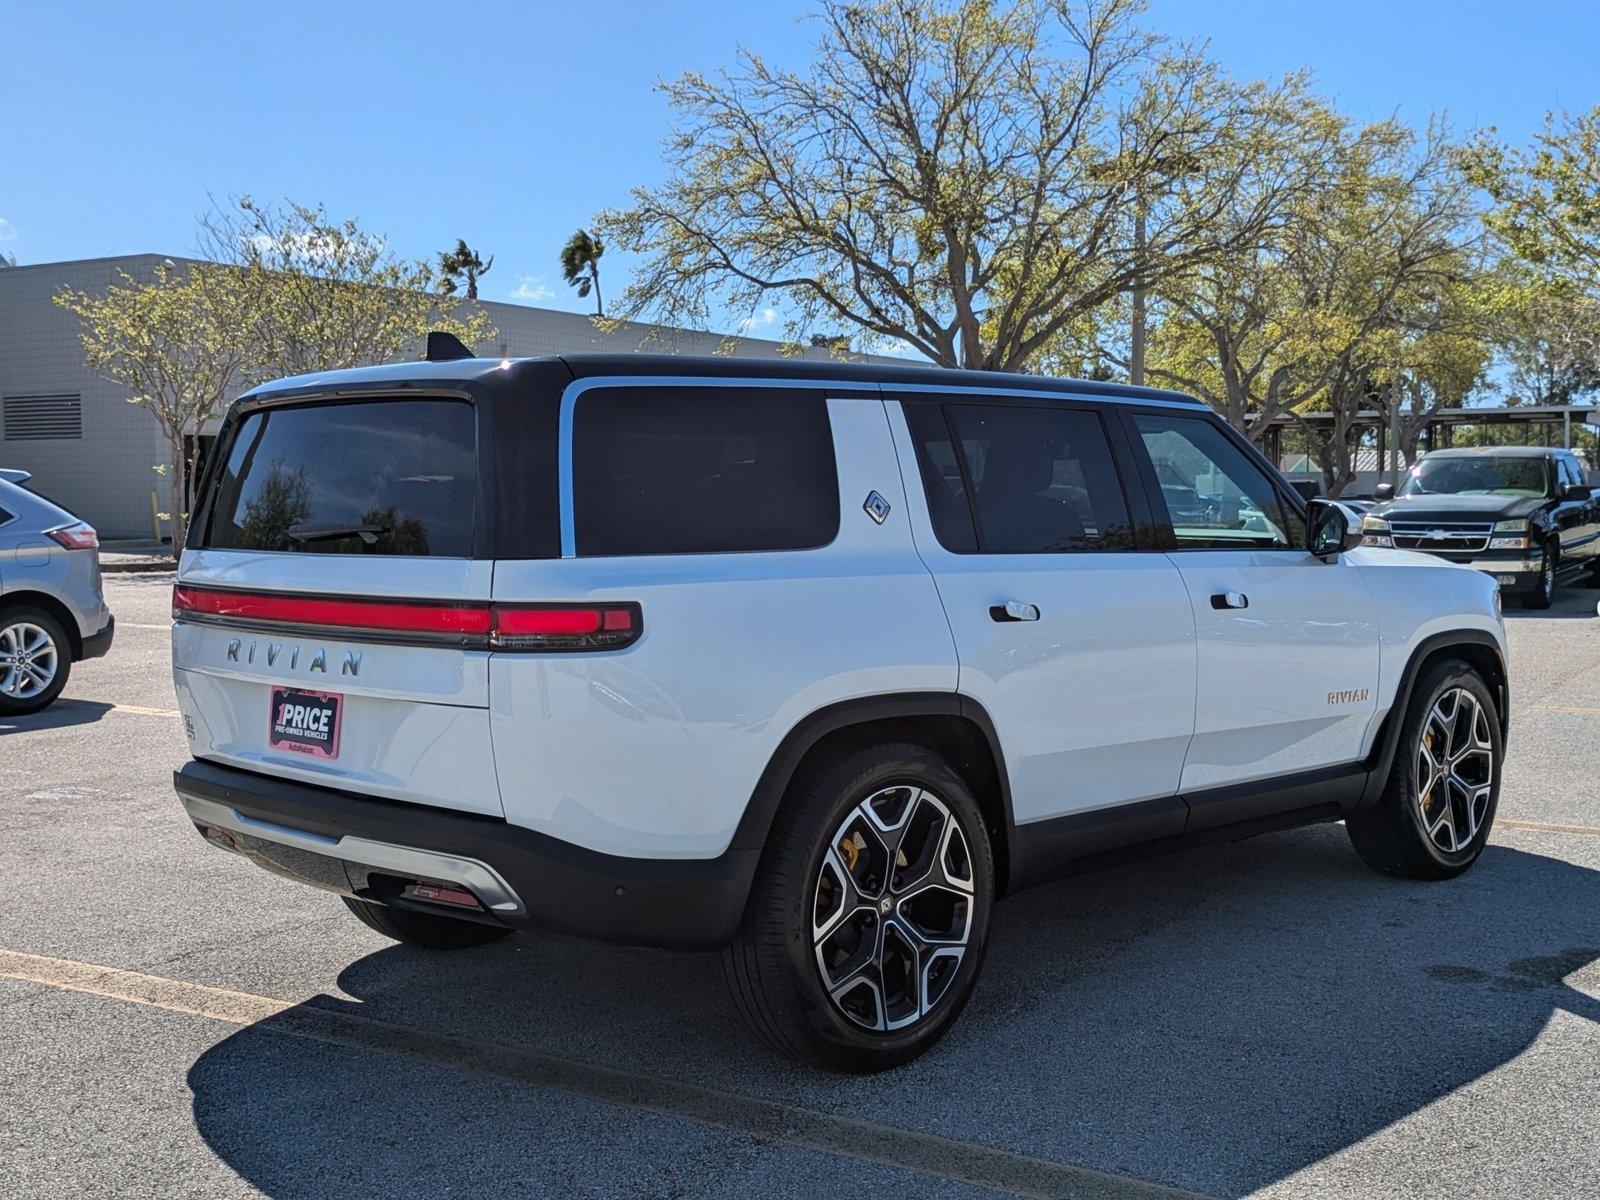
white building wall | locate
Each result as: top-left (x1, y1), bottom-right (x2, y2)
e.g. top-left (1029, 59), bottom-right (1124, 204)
top-left (0, 256), bottom-right (917, 538)
top-left (0, 256), bottom-right (173, 538)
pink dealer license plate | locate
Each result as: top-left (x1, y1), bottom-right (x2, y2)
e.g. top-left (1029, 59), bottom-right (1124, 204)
top-left (268, 686), bottom-right (343, 759)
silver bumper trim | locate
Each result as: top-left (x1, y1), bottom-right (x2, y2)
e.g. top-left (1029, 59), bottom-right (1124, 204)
top-left (179, 793), bottom-right (526, 916)
top-left (1466, 559), bottom-right (1541, 574)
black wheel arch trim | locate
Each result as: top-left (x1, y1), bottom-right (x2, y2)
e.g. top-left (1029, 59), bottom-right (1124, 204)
top-left (731, 691), bottom-right (1018, 883)
top-left (1358, 628), bottom-right (1508, 809)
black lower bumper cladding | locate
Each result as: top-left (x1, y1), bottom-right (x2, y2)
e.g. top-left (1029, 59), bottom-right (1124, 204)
top-left (174, 759), bottom-right (758, 950)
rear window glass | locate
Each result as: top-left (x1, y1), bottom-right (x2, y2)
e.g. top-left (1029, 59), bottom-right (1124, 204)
top-left (572, 387), bottom-right (839, 556)
top-left (201, 399), bottom-right (476, 557)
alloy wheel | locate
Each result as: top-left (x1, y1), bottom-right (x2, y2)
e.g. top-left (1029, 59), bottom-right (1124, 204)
top-left (0, 621), bottom-right (59, 701)
top-left (1415, 687), bottom-right (1494, 853)
top-left (812, 785), bottom-right (975, 1032)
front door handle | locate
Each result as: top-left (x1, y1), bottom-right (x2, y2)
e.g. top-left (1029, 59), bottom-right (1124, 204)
top-left (1210, 591), bottom-right (1249, 610)
top-left (990, 600), bottom-right (1041, 622)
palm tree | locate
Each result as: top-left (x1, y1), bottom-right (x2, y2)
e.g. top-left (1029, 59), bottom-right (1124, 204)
top-left (438, 239), bottom-right (493, 300)
top-left (560, 229), bottom-right (604, 316)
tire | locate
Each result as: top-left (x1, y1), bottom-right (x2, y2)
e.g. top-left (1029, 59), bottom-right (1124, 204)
top-left (1346, 659), bottom-right (1502, 880)
top-left (1519, 542), bottom-right (1556, 609)
top-left (342, 896), bottom-right (513, 950)
top-left (724, 742), bottom-right (995, 1072)
top-left (0, 605), bottom-right (72, 716)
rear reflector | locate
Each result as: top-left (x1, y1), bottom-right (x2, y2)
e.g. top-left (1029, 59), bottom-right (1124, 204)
top-left (404, 881), bottom-right (482, 909)
top-left (173, 586), bottom-right (640, 651)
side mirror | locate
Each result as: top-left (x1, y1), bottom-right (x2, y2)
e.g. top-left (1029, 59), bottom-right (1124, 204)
top-left (1307, 499), bottom-right (1349, 558)
top-left (1562, 483), bottom-right (1590, 502)
top-left (1373, 482), bottom-right (1395, 501)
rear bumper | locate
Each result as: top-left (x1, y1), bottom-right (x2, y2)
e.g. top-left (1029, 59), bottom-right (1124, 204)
top-left (173, 759), bottom-right (758, 950)
top-left (79, 615), bottom-right (115, 660)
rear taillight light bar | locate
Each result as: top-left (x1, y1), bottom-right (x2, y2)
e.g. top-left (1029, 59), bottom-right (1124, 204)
top-left (46, 522), bottom-right (99, 551)
top-left (491, 603), bottom-right (640, 651)
top-left (171, 585), bottom-right (641, 652)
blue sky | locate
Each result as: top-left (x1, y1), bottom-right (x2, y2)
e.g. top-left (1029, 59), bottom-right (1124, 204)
top-left (4, 0), bottom-right (1595, 325)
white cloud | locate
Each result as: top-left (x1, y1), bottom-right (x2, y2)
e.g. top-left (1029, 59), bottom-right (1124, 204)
top-left (508, 274), bottom-right (556, 302)
top-left (0, 218), bottom-right (17, 242)
top-left (737, 307), bottom-right (778, 333)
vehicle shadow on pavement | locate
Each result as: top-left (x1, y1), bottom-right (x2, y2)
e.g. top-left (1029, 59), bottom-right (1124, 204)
top-left (1501, 587), bottom-right (1600, 620)
top-left (0, 699), bottom-right (113, 735)
top-left (185, 827), bottom-right (1600, 1198)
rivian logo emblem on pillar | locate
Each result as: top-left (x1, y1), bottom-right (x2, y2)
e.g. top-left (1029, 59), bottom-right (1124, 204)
top-left (1327, 688), bottom-right (1370, 706)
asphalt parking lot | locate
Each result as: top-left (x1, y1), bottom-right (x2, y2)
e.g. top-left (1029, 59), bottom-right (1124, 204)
top-left (1, 571), bottom-right (1596, 1199)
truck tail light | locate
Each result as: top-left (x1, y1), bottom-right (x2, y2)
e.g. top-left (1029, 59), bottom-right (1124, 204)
top-left (46, 522), bottom-right (99, 550)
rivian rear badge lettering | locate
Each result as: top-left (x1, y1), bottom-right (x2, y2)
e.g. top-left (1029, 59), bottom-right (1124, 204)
top-left (1328, 688), bottom-right (1370, 706)
top-left (225, 638), bottom-right (361, 678)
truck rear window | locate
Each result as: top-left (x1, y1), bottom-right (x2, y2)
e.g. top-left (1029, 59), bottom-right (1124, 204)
top-left (200, 399), bottom-right (476, 557)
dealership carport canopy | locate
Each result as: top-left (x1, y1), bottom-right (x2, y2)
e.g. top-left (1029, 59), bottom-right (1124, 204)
top-left (1259, 403), bottom-right (1600, 455)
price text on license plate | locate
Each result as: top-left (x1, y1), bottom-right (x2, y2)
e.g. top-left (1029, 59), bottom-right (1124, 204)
top-left (268, 686), bottom-right (342, 759)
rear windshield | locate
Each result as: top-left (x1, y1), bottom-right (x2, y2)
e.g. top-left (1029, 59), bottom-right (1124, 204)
top-left (200, 398), bottom-right (476, 557)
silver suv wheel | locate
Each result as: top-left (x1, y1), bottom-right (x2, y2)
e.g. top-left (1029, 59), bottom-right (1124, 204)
top-left (812, 785), bottom-right (975, 1033)
top-left (0, 620), bottom-right (59, 701)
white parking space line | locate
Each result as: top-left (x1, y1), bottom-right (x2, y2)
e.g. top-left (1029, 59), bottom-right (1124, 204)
top-left (107, 703), bottom-right (181, 717)
top-left (0, 948), bottom-right (1208, 1200)
top-left (1496, 818), bottom-right (1600, 839)
top-left (119, 622), bottom-right (170, 631)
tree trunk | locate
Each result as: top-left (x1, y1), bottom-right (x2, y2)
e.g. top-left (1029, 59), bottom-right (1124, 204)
top-left (593, 269), bottom-right (603, 319)
top-left (169, 438), bottom-right (187, 560)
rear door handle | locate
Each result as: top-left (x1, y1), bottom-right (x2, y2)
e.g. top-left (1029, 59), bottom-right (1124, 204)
top-left (1210, 592), bottom-right (1249, 610)
top-left (990, 601), bottom-right (1041, 622)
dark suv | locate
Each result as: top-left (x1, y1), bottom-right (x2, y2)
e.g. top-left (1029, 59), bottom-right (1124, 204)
top-left (1361, 447), bottom-right (1600, 608)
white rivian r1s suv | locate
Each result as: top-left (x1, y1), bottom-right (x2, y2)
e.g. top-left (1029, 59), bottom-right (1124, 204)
top-left (171, 347), bottom-right (1508, 1071)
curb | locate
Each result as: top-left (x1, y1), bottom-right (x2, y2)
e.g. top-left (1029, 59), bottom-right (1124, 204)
top-left (100, 560), bottom-right (178, 575)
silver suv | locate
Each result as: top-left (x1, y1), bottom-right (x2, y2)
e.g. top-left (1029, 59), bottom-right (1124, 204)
top-left (0, 469), bottom-right (114, 714)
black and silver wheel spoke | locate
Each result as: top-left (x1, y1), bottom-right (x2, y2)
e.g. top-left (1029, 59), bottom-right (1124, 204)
top-left (1416, 688), bottom-right (1493, 853)
top-left (813, 785), bottom-right (975, 1033)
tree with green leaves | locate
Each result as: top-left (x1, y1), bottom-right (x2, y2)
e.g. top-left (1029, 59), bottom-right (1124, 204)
top-left (438, 238), bottom-right (494, 299)
top-left (1490, 282), bottom-right (1600, 406)
top-left (1464, 106), bottom-right (1600, 303)
top-left (559, 229), bottom-right (605, 315)
top-left (598, 0), bottom-right (1317, 369)
top-left (55, 262), bottom-right (255, 554)
top-left (200, 196), bottom-right (495, 376)
top-left (1119, 114), bottom-right (1480, 494)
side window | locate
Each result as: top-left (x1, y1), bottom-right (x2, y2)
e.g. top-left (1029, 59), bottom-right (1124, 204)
top-left (901, 402), bottom-right (977, 553)
top-left (572, 386), bottom-right (839, 556)
top-left (1133, 413), bottom-right (1293, 550)
top-left (907, 401), bottom-right (1133, 554)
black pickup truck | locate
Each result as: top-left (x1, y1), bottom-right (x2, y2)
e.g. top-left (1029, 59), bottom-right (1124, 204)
top-left (1361, 446), bottom-right (1600, 609)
